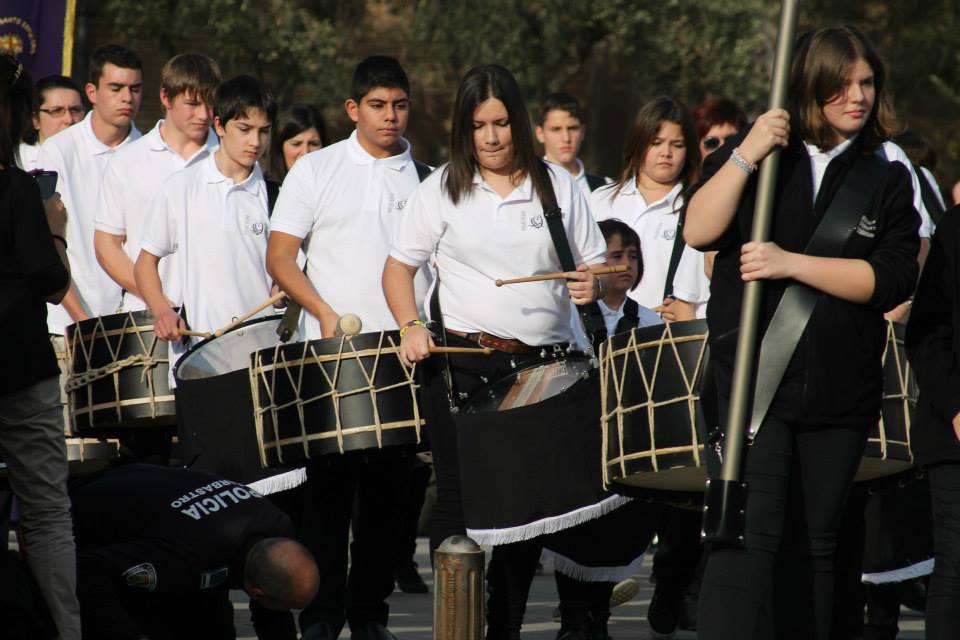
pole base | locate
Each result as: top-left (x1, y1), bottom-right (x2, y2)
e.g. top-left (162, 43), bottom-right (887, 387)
top-left (701, 478), bottom-right (748, 547)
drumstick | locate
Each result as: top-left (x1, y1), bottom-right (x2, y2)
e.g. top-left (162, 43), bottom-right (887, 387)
top-left (495, 264), bottom-right (628, 287)
top-left (180, 329), bottom-right (211, 339)
top-left (429, 346), bottom-right (493, 355)
top-left (213, 291), bottom-right (288, 337)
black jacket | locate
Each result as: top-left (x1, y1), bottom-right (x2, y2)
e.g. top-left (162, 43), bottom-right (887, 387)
top-left (0, 167), bottom-right (68, 391)
top-left (72, 464), bottom-right (294, 639)
top-left (688, 130), bottom-right (920, 427)
top-left (906, 206), bottom-right (960, 466)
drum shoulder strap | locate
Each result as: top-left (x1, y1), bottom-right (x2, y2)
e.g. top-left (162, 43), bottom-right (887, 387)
top-left (747, 152), bottom-right (889, 439)
top-left (536, 161), bottom-right (607, 347)
top-left (663, 205), bottom-right (687, 300)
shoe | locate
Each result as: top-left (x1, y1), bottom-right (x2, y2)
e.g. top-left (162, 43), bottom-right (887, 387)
top-left (646, 585), bottom-right (681, 640)
top-left (350, 622), bottom-right (399, 640)
top-left (302, 621), bottom-right (343, 640)
top-left (395, 561), bottom-right (429, 594)
top-left (555, 628), bottom-right (589, 640)
top-left (609, 578), bottom-right (639, 609)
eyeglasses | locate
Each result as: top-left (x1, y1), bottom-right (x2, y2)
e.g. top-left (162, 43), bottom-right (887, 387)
top-left (38, 106), bottom-right (84, 117)
top-left (702, 134), bottom-right (737, 151)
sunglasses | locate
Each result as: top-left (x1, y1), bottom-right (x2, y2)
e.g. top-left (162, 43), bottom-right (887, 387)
top-left (702, 134), bottom-right (737, 151)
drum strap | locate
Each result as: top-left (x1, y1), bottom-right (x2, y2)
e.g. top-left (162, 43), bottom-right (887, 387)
top-left (663, 204), bottom-right (687, 301)
top-left (535, 161), bottom-right (608, 349)
top-left (747, 153), bottom-right (888, 441)
top-left (613, 298), bottom-right (640, 335)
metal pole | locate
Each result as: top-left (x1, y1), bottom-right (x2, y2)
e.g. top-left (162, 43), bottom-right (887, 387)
top-left (702, 0), bottom-right (801, 545)
top-left (433, 535), bottom-right (485, 640)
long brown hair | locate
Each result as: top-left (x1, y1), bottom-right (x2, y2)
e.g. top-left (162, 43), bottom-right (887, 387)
top-left (788, 26), bottom-right (895, 152)
top-left (0, 54), bottom-right (32, 169)
top-left (443, 65), bottom-right (552, 206)
top-left (610, 97), bottom-right (700, 206)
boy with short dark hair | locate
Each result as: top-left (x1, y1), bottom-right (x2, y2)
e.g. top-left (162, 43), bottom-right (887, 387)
top-left (135, 75), bottom-right (275, 349)
top-left (267, 56), bottom-right (430, 640)
top-left (38, 43), bottom-right (143, 334)
top-left (596, 219), bottom-right (662, 334)
top-left (535, 92), bottom-right (610, 193)
top-left (96, 53), bottom-right (221, 312)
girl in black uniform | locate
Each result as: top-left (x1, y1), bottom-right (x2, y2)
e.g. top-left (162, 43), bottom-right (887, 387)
top-left (683, 26), bottom-right (919, 640)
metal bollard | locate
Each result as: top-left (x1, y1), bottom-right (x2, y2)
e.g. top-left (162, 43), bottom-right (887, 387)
top-left (433, 535), bottom-right (485, 640)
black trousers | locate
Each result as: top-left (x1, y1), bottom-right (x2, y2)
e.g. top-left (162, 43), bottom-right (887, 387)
top-left (927, 461), bottom-right (960, 639)
top-left (298, 449), bottom-right (413, 632)
top-left (697, 414), bottom-right (867, 640)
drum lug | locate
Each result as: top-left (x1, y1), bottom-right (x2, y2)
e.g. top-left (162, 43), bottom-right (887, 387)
top-left (510, 357), bottom-right (517, 369)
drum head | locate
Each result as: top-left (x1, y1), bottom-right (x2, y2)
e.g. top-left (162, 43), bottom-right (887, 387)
top-left (463, 355), bottom-right (594, 414)
top-left (175, 316), bottom-right (282, 381)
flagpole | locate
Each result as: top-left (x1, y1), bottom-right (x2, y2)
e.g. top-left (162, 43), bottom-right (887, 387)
top-left (702, 0), bottom-right (801, 545)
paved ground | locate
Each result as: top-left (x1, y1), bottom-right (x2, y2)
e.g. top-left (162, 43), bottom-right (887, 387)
top-left (232, 538), bottom-right (927, 639)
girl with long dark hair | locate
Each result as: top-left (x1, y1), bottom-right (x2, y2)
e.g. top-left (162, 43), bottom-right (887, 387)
top-left (383, 64), bottom-right (627, 640)
top-left (684, 26), bottom-right (919, 639)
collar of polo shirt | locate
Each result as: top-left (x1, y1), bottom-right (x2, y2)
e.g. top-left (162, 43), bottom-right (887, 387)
top-left (470, 171), bottom-right (535, 203)
top-left (202, 152), bottom-right (263, 194)
top-left (80, 109), bottom-right (140, 156)
top-left (346, 129), bottom-right (412, 171)
top-left (146, 119), bottom-right (219, 158)
top-left (618, 179), bottom-right (683, 209)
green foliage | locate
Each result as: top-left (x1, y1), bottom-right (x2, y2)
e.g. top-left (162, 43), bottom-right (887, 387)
top-left (94, 0), bottom-right (960, 180)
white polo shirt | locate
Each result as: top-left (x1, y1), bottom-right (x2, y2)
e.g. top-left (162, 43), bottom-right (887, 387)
top-left (141, 153), bottom-right (273, 367)
top-left (95, 120), bottom-right (219, 311)
top-left (391, 165), bottom-right (606, 346)
top-left (37, 111), bottom-right (141, 334)
top-left (270, 131), bottom-right (431, 339)
top-left (590, 182), bottom-right (710, 314)
top-left (16, 142), bottom-right (40, 171)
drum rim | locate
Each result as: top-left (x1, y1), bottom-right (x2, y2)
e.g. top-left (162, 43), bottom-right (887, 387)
top-left (173, 315), bottom-right (282, 381)
top-left (65, 309), bottom-right (164, 341)
top-left (460, 352), bottom-right (595, 414)
top-left (252, 329), bottom-right (405, 363)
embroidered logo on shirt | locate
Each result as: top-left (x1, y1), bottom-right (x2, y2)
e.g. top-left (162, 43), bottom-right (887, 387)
top-left (251, 222), bottom-right (265, 235)
top-left (395, 198), bottom-right (408, 210)
top-left (663, 228), bottom-right (677, 241)
top-left (530, 214), bottom-right (544, 229)
top-left (123, 562), bottom-right (158, 591)
top-left (200, 566), bottom-right (230, 590)
top-left (855, 215), bottom-right (877, 238)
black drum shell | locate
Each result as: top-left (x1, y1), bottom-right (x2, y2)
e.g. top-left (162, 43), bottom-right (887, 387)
top-left (252, 330), bottom-right (423, 466)
top-left (602, 320), bottom-right (709, 493)
top-left (173, 316), bottom-right (281, 485)
top-left (66, 311), bottom-right (176, 434)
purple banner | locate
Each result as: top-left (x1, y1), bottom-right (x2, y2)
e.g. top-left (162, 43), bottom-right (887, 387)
top-left (0, 0), bottom-right (75, 79)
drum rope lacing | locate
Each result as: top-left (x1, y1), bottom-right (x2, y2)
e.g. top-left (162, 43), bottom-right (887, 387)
top-left (600, 323), bottom-right (707, 488)
top-left (250, 331), bottom-right (423, 464)
top-left (66, 313), bottom-right (168, 420)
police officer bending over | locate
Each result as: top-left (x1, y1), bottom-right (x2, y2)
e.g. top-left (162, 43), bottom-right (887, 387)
top-left (71, 464), bottom-right (320, 640)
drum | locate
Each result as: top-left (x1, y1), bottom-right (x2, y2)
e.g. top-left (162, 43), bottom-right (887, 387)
top-left (456, 351), bottom-right (630, 544)
top-left (600, 319), bottom-right (917, 494)
top-left (857, 320), bottom-right (915, 481)
top-left (0, 438), bottom-right (119, 487)
top-left (601, 320), bottom-right (709, 493)
top-left (174, 316), bottom-right (301, 490)
top-left (65, 311), bottom-right (176, 434)
top-left (250, 330), bottom-right (424, 466)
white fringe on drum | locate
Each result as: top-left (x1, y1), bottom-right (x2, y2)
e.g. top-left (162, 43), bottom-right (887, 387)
top-left (466, 494), bottom-right (633, 546)
top-left (247, 467), bottom-right (307, 496)
top-left (544, 549), bottom-right (645, 582)
top-left (862, 558), bottom-right (934, 585)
